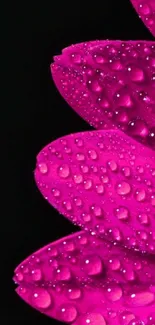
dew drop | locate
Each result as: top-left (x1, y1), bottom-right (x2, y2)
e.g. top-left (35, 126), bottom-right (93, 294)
top-left (58, 304), bottom-right (78, 322)
top-left (58, 164), bottom-right (70, 178)
top-left (117, 181), bottom-right (131, 195)
top-left (127, 65), bottom-right (145, 82)
top-left (31, 288), bottom-right (52, 309)
top-left (31, 268), bottom-right (42, 281)
top-left (115, 206), bottom-right (129, 220)
top-left (138, 213), bottom-right (149, 225)
top-left (82, 255), bottom-right (103, 275)
top-left (95, 184), bottom-right (104, 194)
top-left (55, 266), bottom-right (71, 281)
top-left (76, 153), bottom-right (85, 161)
top-left (38, 163), bottom-right (48, 174)
top-left (88, 149), bottom-right (98, 160)
top-left (73, 174), bottom-right (83, 184)
top-left (106, 285), bottom-right (123, 301)
top-left (126, 291), bottom-right (155, 307)
top-left (91, 205), bottom-right (103, 218)
top-left (108, 257), bottom-right (121, 270)
top-left (135, 189), bottom-right (146, 202)
top-left (67, 287), bottom-right (82, 300)
top-left (108, 160), bottom-right (118, 172)
top-left (120, 311), bottom-right (136, 325)
top-left (84, 179), bottom-right (93, 190)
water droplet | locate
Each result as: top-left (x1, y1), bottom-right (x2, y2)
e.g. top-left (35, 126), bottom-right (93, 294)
top-left (82, 255), bottom-right (103, 275)
top-left (58, 164), bottom-right (70, 178)
top-left (115, 206), bottom-right (129, 220)
top-left (139, 4), bottom-right (151, 15)
top-left (135, 189), bottom-right (146, 202)
top-left (128, 120), bottom-right (149, 138)
top-left (76, 153), bottom-right (85, 161)
top-left (106, 285), bottom-right (123, 301)
top-left (55, 266), bottom-right (71, 281)
top-left (91, 205), bottom-right (103, 218)
top-left (108, 257), bottom-right (121, 270)
top-left (52, 188), bottom-right (61, 197)
top-left (73, 174), bottom-right (83, 184)
top-left (88, 149), bottom-right (98, 160)
top-left (126, 291), bottom-right (155, 307)
top-left (63, 200), bottom-right (72, 211)
top-left (122, 166), bottom-right (131, 177)
top-left (108, 160), bottom-right (118, 172)
top-left (95, 184), bottom-right (104, 194)
top-left (80, 165), bottom-right (89, 173)
top-left (88, 79), bottom-right (103, 93)
top-left (82, 213), bottom-right (92, 223)
top-left (138, 213), bottom-right (149, 225)
top-left (67, 287), bottom-right (82, 300)
top-left (74, 197), bottom-right (83, 207)
top-left (117, 181), bottom-right (131, 195)
top-left (58, 304), bottom-right (78, 322)
top-left (127, 65), bottom-right (145, 82)
top-left (38, 163), bottom-right (48, 174)
top-left (151, 195), bottom-right (155, 206)
top-left (120, 311), bottom-right (136, 325)
top-left (71, 53), bottom-right (82, 64)
top-left (84, 179), bottom-right (93, 190)
top-left (31, 269), bottom-right (42, 281)
top-left (16, 272), bottom-right (23, 282)
top-left (31, 288), bottom-right (52, 309)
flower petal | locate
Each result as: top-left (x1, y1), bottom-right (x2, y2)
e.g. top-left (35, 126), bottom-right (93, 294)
top-left (51, 40), bottom-right (155, 149)
top-left (130, 0), bottom-right (155, 36)
top-left (14, 231), bottom-right (155, 324)
top-left (35, 130), bottom-right (155, 254)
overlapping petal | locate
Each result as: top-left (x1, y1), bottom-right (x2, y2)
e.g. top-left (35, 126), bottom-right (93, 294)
top-left (14, 231), bottom-right (155, 324)
top-left (34, 129), bottom-right (155, 254)
top-left (51, 40), bottom-right (155, 149)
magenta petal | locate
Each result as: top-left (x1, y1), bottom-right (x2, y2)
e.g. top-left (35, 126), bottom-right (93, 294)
top-left (130, 0), bottom-right (155, 36)
top-left (35, 130), bottom-right (155, 254)
top-left (14, 231), bottom-right (155, 324)
top-left (51, 40), bottom-right (155, 149)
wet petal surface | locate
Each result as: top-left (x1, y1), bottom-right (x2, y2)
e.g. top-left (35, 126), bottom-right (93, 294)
top-left (14, 231), bottom-right (155, 324)
top-left (130, 0), bottom-right (155, 36)
top-left (35, 130), bottom-right (155, 254)
top-left (51, 41), bottom-right (155, 149)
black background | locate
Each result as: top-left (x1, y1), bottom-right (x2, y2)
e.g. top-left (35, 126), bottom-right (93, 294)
top-left (3, 1), bottom-right (153, 324)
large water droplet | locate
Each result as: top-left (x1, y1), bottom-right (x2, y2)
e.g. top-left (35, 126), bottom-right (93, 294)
top-left (117, 181), bottom-right (131, 195)
top-left (106, 285), bottom-right (123, 301)
top-left (55, 266), bottom-right (71, 281)
top-left (82, 255), bottom-right (103, 275)
top-left (31, 288), bottom-right (52, 309)
top-left (58, 164), bottom-right (70, 178)
top-left (126, 291), bottom-right (155, 307)
top-left (135, 189), bottom-right (146, 202)
top-left (58, 304), bottom-right (78, 322)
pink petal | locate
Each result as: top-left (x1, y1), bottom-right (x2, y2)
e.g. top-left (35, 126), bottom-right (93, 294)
top-left (14, 231), bottom-right (155, 324)
top-left (51, 40), bottom-right (155, 149)
top-left (130, 0), bottom-right (155, 36)
top-left (35, 130), bottom-right (155, 254)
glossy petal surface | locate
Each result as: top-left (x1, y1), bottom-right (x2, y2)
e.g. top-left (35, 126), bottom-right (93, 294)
top-left (14, 231), bottom-right (155, 324)
top-left (130, 0), bottom-right (155, 36)
top-left (35, 130), bottom-right (155, 254)
top-left (51, 41), bottom-right (155, 149)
